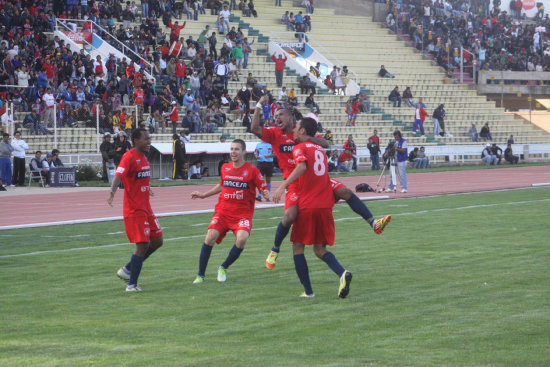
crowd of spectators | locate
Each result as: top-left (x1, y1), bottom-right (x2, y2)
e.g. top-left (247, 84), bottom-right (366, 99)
top-left (0, 0), bottom-right (282, 140)
top-left (385, 0), bottom-right (550, 75)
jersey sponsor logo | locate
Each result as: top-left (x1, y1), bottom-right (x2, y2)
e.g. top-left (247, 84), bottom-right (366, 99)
top-left (223, 179), bottom-right (250, 189)
top-left (280, 144), bottom-right (294, 153)
top-left (135, 169), bottom-right (151, 179)
top-left (224, 189), bottom-right (244, 200)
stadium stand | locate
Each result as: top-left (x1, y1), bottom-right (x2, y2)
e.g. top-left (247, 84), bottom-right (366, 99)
top-left (0, 0), bottom-right (548, 165)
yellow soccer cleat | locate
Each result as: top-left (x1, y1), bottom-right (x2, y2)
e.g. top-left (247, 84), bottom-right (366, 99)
top-left (373, 215), bottom-right (391, 234)
top-left (338, 270), bottom-right (353, 299)
top-left (265, 250), bottom-right (279, 270)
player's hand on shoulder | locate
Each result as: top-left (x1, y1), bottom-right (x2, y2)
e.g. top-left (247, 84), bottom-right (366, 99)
top-left (191, 191), bottom-right (203, 199)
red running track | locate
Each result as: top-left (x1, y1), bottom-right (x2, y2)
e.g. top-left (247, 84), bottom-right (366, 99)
top-left (2, 166), bottom-right (549, 230)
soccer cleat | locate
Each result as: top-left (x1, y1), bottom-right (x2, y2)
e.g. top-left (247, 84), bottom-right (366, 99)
top-left (338, 270), bottom-right (353, 299)
top-left (217, 267), bottom-right (227, 282)
top-left (373, 215), bottom-right (391, 235)
top-left (256, 196), bottom-right (262, 202)
top-left (299, 292), bottom-right (315, 298)
top-left (401, 189), bottom-right (407, 193)
top-left (193, 276), bottom-right (205, 284)
top-left (125, 284), bottom-right (142, 292)
top-left (117, 267), bottom-right (130, 283)
top-left (265, 251), bottom-right (279, 270)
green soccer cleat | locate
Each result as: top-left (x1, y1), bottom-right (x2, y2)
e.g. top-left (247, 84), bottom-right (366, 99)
top-left (217, 267), bottom-right (227, 282)
top-left (193, 276), bottom-right (205, 284)
top-left (373, 215), bottom-right (391, 234)
top-left (338, 270), bottom-right (353, 299)
top-left (265, 250), bottom-right (279, 270)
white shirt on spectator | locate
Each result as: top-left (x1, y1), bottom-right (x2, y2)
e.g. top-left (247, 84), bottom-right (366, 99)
top-left (43, 93), bottom-right (55, 107)
top-left (220, 9), bottom-right (231, 22)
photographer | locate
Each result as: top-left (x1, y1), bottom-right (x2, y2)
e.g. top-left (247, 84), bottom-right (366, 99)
top-left (388, 130), bottom-right (408, 193)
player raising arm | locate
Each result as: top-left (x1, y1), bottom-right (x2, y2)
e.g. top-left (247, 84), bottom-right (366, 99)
top-left (251, 96), bottom-right (391, 271)
top-left (107, 128), bottom-right (163, 292)
top-left (191, 139), bottom-right (269, 284)
top-left (273, 117), bottom-right (352, 298)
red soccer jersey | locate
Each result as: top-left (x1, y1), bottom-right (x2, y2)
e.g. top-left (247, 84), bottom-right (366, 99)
top-left (216, 162), bottom-right (267, 217)
top-left (115, 149), bottom-right (153, 217)
top-left (292, 142), bottom-right (333, 209)
top-left (261, 127), bottom-right (295, 178)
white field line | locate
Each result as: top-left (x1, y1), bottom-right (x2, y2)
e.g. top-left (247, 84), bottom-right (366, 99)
top-left (1, 198), bottom-right (548, 259)
top-left (0, 196), bottom-right (390, 231)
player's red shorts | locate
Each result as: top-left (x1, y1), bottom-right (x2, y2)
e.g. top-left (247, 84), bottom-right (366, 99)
top-left (208, 212), bottom-right (253, 244)
top-left (330, 178), bottom-right (346, 205)
top-left (290, 208), bottom-right (335, 246)
top-left (284, 181), bottom-right (300, 210)
top-left (124, 215), bottom-right (163, 244)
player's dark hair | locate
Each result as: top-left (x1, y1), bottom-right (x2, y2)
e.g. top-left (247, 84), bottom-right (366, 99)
top-left (131, 128), bottom-right (147, 146)
top-left (232, 139), bottom-right (246, 151)
top-left (393, 130), bottom-right (402, 139)
top-left (300, 117), bottom-right (318, 137)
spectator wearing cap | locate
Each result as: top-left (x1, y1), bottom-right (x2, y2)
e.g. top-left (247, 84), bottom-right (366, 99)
top-left (481, 144), bottom-right (497, 166)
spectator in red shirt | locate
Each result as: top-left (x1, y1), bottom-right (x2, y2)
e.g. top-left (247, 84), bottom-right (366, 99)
top-left (271, 53), bottom-right (287, 87)
top-left (168, 20), bottom-right (187, 45)
top-left (338, 149), bottom-right (353, 172)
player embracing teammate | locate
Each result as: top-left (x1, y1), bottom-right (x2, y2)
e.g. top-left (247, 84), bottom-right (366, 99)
top-left (251, 96), bottom-right (391, 275)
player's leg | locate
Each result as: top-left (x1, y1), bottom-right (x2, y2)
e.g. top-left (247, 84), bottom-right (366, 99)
top-left (126, 242), bottom-right (148, 291)
top-left (313, 244), bottom-right (352, 299)
top-left (334, 185), bottom-right (391, 234)
top-left (194, 228), bottom-right (220, 283)
top-left (120, 216), bottom-right (164, 277)
top-left (218, 229), bottom-right (249, 282)
top-left (293, 242), bottom-right (314, 297)
top-left (266, 204), bottom-right (298, 269)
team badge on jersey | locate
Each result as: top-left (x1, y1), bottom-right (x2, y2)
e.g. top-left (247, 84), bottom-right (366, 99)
top-left (243, 170), bottom-right (248, 177)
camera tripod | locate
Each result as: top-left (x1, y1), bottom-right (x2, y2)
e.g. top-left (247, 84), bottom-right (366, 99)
top-left (375, 155), bottom-right (400, 193)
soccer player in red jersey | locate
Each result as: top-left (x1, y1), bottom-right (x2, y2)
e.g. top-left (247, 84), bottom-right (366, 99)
top-left (107, 128), bottom-right (163, 292)
top-left (191, 139), bottom-right (269, 284)
top-left (251, 96), bottom-right (390, 270)
top-left (273, 117), bottom-right (352, 298)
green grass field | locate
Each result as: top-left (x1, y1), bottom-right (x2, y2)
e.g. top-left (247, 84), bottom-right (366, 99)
top-left (1, 188), bottom-right (549, 366)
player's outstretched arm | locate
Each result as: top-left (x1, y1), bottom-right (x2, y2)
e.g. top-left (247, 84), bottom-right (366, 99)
top-left (272, 162), bottom-right (306, 203)
top-left (107, 175), bottom-right (122, 207)
top-left (251, 95), bottom-right (269, 138)
top-left (191, 184), bottom-right (222, 199)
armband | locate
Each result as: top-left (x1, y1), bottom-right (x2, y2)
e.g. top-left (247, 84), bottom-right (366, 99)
top-left (256, 102), bottom-right (262, 109)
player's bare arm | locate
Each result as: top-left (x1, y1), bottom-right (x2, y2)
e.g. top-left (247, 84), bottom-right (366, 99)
top-left (191, 184), bottom-right (223, 199)
top-left (251, 95), bottom-right (269, 138)
top-left (107, 175), bottom-right (122, 206)
top-left (309, 136), bottom-right (330, 148)
top-left (272, 162), bottom-right (307, 203)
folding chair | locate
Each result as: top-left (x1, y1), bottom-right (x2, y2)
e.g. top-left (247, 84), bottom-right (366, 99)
top-left (28, 163), bottom-right (45, 188)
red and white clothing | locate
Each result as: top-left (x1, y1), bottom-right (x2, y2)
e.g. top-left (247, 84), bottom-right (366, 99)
top-left (42, 92), bottom-right (55, 108)
top-left (415, 105), bottom-right (429, 122)
top-left (209, 162), bottom-right (267, 243)
top-left (167, 105), bottom-right (179, 122)
top-left (115, 149), bottom-right (162, 243)
top-left (261, 127), bottom-right (295, 178)
top-left (290, 142), bottom-right (335, 245)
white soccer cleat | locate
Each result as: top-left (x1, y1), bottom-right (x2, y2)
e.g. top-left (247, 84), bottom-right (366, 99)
top-left (117, 267), bottom-right (130, 283)
top-left (401, 189), bottom-right (407, 193)
top-left (299, 292), bottom-right (315, 298)
top-left (125, 284), bottom-right (142, 292)
top-left (217, 267), bottom-right (227, 282)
